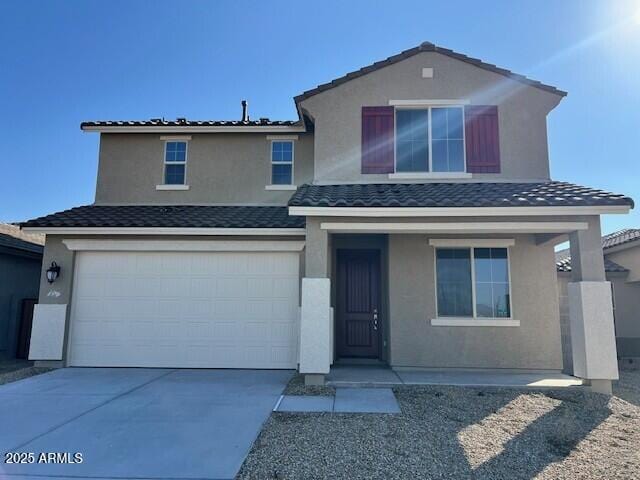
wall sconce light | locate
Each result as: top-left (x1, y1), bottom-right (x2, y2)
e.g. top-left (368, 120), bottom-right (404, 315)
top-left (46, 262), bottom-right (61, 284)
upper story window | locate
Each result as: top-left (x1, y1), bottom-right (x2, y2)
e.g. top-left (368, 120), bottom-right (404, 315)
top-left (396, 106), bottom-right (464, 173)
top-left (164, 141), bottom-right (187, 185)
top-left (271, 141), bottom-right (294, 185)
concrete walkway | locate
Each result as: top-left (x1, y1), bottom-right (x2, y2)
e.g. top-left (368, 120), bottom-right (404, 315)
top-left (0, 368), bottom-right (292, 480)
top-left (327, 365), bottom-right (583, 388)
top-left (276, 388), bottom-right (401, 413)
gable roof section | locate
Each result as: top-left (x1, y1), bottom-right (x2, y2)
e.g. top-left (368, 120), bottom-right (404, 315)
top-left (20, 205), bottom-right (305, 230)
top-left (295, 41), bottom-right (567, 103)
top-left (288, 181), bottom-right (633, 209)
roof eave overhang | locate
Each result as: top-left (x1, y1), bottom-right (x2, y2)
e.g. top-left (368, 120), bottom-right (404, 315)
top-left (288, 205), bottom-right (632, 217)
top-left (81, 125), bottom-right (307, 134)
top-left (20, 227), bottom-right (306, 236)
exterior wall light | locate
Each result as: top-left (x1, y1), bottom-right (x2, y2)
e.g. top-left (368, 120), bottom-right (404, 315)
top-left (46, 262), bottom-right (61, 284)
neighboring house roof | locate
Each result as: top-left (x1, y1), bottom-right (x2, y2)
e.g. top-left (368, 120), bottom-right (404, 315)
top-left (0, 223), bottom-right (44, 255)
top-left (555, 255), bottom-right (628, 273)
top-left (288, 181), bottom-right (634, 209)
top-left (555, 228), bottom-right (640, 273)
top-left (20, 205), bottom-right (305, 230)
top-left (295, 41), bottom-right (567, 103)
top-left (601, 228), bottom-right (640, 249)
top-left (81, 119), bottom-right (300, 130)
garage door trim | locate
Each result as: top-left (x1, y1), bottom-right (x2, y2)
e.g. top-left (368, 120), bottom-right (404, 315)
top-left (63, 239), bottom-right (305, 252)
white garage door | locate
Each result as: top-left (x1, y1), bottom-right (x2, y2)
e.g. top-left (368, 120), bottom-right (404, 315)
top-left (68, 250), bottom-right (300, 368)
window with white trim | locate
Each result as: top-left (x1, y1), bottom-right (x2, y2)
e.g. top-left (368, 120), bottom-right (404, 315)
top-left (164, 141), bottom-right (187, 185)
top-left (271, 141), bottom-right (294, 185)
top-left (435, 247), bottom-right (511, 318)
top-left (396, 106), bottom-right (465, 173)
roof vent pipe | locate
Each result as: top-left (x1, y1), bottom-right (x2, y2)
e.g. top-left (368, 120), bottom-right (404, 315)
top-left (241, 100), bottom-right (249, 122)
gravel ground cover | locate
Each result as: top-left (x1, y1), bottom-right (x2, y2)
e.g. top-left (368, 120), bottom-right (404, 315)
top-left (0, 365), bottom-right (54, 385)
top-left (283, 374), bottom-right (336, 396)
top-left (238, 373), bottom-right (640, 480)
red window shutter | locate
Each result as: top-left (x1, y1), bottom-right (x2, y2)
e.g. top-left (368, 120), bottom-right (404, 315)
top-left (465, 105), bottom-right (500, 173)
top-left (361, 106), bottom-right (395, 174)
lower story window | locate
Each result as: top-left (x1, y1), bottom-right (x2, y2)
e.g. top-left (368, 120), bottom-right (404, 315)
top-left (435, 247), bottom-right (511, 318)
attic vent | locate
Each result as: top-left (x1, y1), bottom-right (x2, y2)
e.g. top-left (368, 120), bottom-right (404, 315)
top-left (422, 67), bottom-right (434, 78)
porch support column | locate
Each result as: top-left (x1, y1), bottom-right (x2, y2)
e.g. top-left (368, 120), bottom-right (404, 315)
top-left (568, 216), bottom-right (618, 394)
top-left (300, 218), bottom-right (331, 385)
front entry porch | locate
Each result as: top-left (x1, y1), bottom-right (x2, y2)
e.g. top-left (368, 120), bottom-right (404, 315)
top-left (327, 365), bottom-right (583, 389)
top-left (298, 215), bottom-right (620, 395)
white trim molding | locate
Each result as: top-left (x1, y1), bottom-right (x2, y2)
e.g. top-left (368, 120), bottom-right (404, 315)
top-left (429, 238), bottom-right (515, 248)
top-left (266, 135), bottom-right (299, 140)
top-left (156, 184), bottom-right (190, 191)
top-left (23, 227), bottom-right (306, 236)
top-left (389, 99), bottom-right (471, 106)
top-left (431, 318), bottom-right (520, 327)
top-left (160, 135), bottom-right (192, 141)
top-left (289, 205), bottom-right (631, 217)
top-left (388, 172), bottom-right (472, 180)
top-left (265, 185), bottom-right (298, 191)
top-left (320, 222), bottom-right (587, 234)
top-left (62, 239), bottom-right (305, 252)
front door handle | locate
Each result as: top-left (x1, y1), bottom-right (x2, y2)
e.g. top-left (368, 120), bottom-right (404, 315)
top-left (373, 308), bottom-right (378, 330)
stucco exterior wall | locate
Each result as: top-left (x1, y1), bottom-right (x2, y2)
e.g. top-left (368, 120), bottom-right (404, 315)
top-left (388, 233), bottom-right (563, 370)
top-left (558, 269), bottom-right (640, 366)
top-left (299, 51), bottom-right (562, 183)
top-left (94, 132), bottom-right (314, 205)
top-left (607, 244), bottom-right (640, 282)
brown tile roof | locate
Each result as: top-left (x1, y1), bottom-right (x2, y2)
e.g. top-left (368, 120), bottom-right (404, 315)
top-left (81, 119), bottom-right (300, 129)
top-left (20, 205), bottom-right (305, 230)
top-left (555, 228), bottom-right (640, 273)
top-left (556, 255), bottom-right (627, 274)
top-left (288, 181), bottom-right (634, 209)
top-left (295, 41), bottom-right (567, 103)
top-left (601, 228), bottom-right (640, 249)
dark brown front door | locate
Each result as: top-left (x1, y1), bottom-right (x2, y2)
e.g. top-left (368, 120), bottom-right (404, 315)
top-left (336, 249), bottom-right (381, 359)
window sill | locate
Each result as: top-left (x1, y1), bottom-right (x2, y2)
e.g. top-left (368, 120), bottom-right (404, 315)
top-left (156, 184), bottom-right (190, 191)
top-left (430, 318), bottom-right (520, 327)
top-left (265, 185), bottom-right (297, 191)
top-left (389, 172), bottom-right (472, 180)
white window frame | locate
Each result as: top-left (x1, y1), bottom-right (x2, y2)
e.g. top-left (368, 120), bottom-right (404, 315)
top-left (268, 139), bottom-right (295, 188)
top-left (431, 240), bottom-right (516, 327)
top-left (390, 104), bottom-right (469, 179)
top-left (158, 138), bottom-right (189, 188)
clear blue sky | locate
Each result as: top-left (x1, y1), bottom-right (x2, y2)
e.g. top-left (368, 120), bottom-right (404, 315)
top-left (2, 0), bottom-right (639, 234)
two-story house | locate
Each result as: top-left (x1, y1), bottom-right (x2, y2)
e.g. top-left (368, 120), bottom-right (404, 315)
top-left (22, 42), bottom-right (633, 394)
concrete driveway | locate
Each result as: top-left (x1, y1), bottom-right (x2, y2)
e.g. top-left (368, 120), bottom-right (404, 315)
top-left (0, 368), bottom-right (292, 480)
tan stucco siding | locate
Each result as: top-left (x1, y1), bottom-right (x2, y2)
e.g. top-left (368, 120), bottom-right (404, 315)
top-left (388, 233), bottom-right (563, 370)
top-left (558, 266), bottom-right (640, 363)
top-left (299, 51), bottom-right (561, 183)
top-left (94, 133), bottom-right (314, 205)
top-left (607, 244), bottom-right (640, 282)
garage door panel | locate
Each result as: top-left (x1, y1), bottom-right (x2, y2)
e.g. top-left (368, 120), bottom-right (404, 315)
top-left (69, 250), bottom-right (299, 368)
